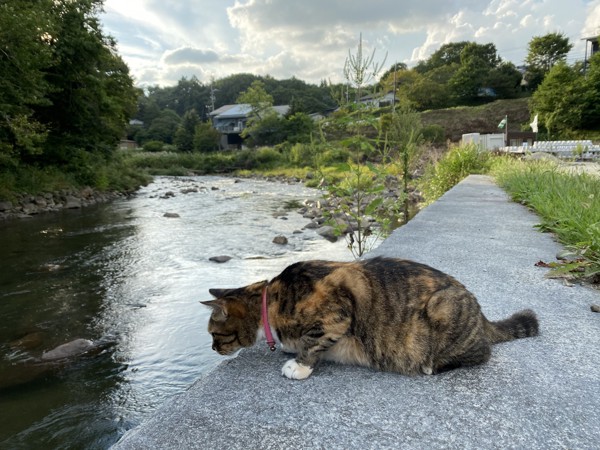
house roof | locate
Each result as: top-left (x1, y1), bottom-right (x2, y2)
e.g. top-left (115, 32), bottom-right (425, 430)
top-left (210, 104), bottom-right (290, 119)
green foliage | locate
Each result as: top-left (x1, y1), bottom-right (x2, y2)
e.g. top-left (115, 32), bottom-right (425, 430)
top-left (285, 112), bottom-right (316, 144)
top-left (194, 122), bottom-right (220, 152)
top-left (34, 0), bottom-right (138, 163)
top-left (289, 142), bottom-right (317, 166)
top-left (0, 0), bottom-right (54, 160)
top-left (244, 111), bottom-right (287, 146)
top-left (525, 32), bottom-right (573, 90)
top-left (420, 143), bottom-right (491, 202)
top-left (143, 140), bottom-right (166, 152)
top-left (322, 162), bottom-right (403, 258)
top-left (320, 148), bottom-right (352, 166)
top-left (237, 80), bottom-right (274, 120)
top-left (414, 41), bottom-right (519, 107)
top-left (531, 62), bottom-right (584, 135)
top-left (174, 109), bottom-right (201, 152)
top-left (254, 147), bottom-right (285, 167)
top-left (491, 158), bottom-right (600, 281)
top-left (0, 152), bottom-right (150, 200)
top-left (145, 109), bottom-right (181, 144)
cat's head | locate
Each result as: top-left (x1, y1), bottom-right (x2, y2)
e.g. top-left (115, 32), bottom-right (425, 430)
top-left (201, 281), bottom-right (266, 355)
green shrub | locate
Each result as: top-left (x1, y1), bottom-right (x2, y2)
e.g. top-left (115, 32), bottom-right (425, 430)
top-left (289, 142), bottom-right (316, 166)
top-left (420, 143), bottom-right (491, 202)
top-left (319, 147), bottom-right (352, 165)
top-left (143, 140), bottom-right (165, 152)
top-left (255, 147), bottom-right (284, 166)
top-left (421, 124), bottom-right (446, 144)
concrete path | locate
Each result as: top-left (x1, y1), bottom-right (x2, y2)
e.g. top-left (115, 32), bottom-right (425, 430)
top-left (113, 175), bottom-right (600, 450)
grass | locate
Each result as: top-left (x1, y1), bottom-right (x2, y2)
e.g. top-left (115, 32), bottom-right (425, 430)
top-left (491, 157), bottom-right (600, 282)
top-left (419, 143), bottom-right (492, 204)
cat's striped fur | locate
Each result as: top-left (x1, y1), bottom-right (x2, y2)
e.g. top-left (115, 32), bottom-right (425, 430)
top-left (202, 257), bottom-right (539, 379)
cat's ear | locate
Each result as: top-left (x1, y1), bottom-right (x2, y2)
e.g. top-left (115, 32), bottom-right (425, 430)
top-left (200, 299), bottom-right (228, 322)
top-left (208, 288), bottom-right (235, 298)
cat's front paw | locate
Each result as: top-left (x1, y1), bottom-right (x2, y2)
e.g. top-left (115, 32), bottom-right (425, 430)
top-left (282, 359), bottom-right (313, 380)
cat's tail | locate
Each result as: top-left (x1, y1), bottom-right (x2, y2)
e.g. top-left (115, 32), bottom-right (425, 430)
top-left (486, 309), bottom-right (539, 344)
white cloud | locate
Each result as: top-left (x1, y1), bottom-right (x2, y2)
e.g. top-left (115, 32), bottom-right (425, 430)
top-left (101, 0), bottom-right (596, 86)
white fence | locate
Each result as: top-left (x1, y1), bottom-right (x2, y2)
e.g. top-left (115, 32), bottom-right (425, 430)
top-left (502, 140), bottom-right (600, 160)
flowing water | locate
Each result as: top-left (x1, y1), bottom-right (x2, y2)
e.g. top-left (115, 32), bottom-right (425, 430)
top-left (0, 176), bottom-right (355, 449)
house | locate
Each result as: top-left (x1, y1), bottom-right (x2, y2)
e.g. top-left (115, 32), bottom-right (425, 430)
top-left (209, 103), bottom-right (290, 149)
top-left (358, 91), bottom-right (398, 108)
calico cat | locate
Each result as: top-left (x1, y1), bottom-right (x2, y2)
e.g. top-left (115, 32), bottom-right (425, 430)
top-left (202, 257), bottom-right (539, 380)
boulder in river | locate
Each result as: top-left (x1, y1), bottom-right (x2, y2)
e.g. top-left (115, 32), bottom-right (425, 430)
top-left (317, 226), bottom-right (339, 243)
top-left (272, 235), bottom-right (288, 245)
top-left (41, 338), bottom-right (95, 361)
top-left (209, 255), bottom-right (232, 263)
top-left (163, 212), bottom-right (180, 218)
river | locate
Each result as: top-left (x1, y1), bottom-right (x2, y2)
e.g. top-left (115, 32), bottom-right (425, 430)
top-left (0, 176), bottom-right (357, 449)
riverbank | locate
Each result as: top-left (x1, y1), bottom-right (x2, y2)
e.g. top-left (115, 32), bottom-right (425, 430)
top-left (0, 188), bottom-right (130, 221)
top-left (113, 174), bottom-right (600, 450)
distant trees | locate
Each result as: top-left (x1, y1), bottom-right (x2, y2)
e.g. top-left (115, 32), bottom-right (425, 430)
top-left (531, 53), bottom-right (600, 135)
top-left (380, 41), bottom-right (521, 111)
top-left (126, 32), bottom-right (593, 151)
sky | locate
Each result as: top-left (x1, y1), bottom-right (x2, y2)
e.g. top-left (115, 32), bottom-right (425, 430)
top-left (100, 0), bottom-right (600, 88)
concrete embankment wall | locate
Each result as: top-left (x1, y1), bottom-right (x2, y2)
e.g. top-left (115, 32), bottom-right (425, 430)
top-left (113, 175), bottom-right (600, 450)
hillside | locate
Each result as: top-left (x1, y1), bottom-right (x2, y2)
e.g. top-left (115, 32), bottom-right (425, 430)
top-left (420, 98), bottom-right (531, 141)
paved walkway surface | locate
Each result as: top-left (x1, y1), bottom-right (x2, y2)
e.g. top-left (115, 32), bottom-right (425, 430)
top-left (113, 175), bottom-right (600, 450)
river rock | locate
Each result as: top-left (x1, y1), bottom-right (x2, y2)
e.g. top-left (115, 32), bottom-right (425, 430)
top-left (0, 201), bottom-right (12, 211)
top-left (21, 203), bottom-right (39, 215)
top-left (209, 255), bottom-right (232, 263)
top-left (9, 331), bottom-right (45, 351)
top-left (273, 235), bottom-right (288, 245)
top-left (303, 221), bottom-right (319, 229)
top-left (64, 196), bottom-right (82, 209)
top-left (41, 338), bottom-right (95, 361)
top-left (317, 226), bottom-right (339, 243)
top-left (163, 212), bottom-right (180, 218)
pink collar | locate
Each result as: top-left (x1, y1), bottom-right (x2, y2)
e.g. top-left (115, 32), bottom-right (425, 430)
top-left (262, 286), bottom-right (276, 351)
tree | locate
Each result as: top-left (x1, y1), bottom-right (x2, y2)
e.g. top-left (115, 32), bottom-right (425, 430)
top-left (237, 80), bottom-right (274, 119)
top-left (343, 33), bottom-right (387, 103)
top-left (174, 109), bottom-right (201, 152)
top-left (407, 76), bottom-right (451, 110)
top-left (485, 62), bottom-right (523, 99)
top-left (146, 109), bottom-right (180, 144)
top-left (171, 76), bottom-right (210, 118)
top-left (531, 62), bottom-right (584, 135)
top-left (237, 80), bottom-right (276, 142)
top-left (447, 42), bottom-right (503, 103)
top-left (285, 112), bottom-right (316, 144)
top-left (379, 62), bottom-right (408, 85)
top-left (581, 53), bottom-right (600, 128)
top-left (33, 0), bottom-right (137, 163)
top-left (525, 32), bottom-right (573, 90)
top-left (215, 73), bottom-right (261, 106)
top-left (414, 42), bottom-right (469, 73)
top-left (0, 0), bottom-right (54, 162)
top-left (194, 122), bottom-right (221, 152)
